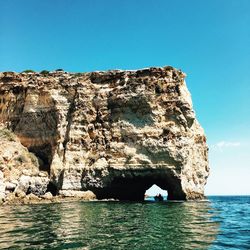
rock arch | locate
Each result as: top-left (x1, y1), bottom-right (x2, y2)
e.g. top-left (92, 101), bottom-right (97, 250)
top-left (83, 169), bottom-right (187, 201)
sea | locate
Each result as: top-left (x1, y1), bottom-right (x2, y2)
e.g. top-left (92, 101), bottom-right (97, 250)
top-left (0, 196), bottom-right (249, 249)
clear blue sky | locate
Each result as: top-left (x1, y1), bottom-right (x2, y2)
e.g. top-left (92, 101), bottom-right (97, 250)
top-left (1, 0), bottom-right (249, 195)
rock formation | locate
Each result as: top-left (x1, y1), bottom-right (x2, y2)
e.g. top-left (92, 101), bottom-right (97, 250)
top-left (0, 66), bottom-right (209, 201)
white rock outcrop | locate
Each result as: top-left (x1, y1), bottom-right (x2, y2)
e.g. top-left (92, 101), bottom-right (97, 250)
top-left (0, 66), bottom-right (209, 200)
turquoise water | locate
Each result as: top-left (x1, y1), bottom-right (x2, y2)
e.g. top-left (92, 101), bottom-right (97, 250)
top-left (0, 196), bottom-right (249, 249)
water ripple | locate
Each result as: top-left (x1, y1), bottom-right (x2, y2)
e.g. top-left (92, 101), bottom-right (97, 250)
top-left (0, 196), bottom-right (249, 249)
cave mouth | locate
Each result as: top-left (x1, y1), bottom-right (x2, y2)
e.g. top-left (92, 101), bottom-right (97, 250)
top-left (46, 181), bottom-right (58, 196)
top-left (92, 174), bottom-right (185, 201)
top-left (28, 144), bottom-right (53, 173)
top-left (144, 184), bottom-right (168, 201)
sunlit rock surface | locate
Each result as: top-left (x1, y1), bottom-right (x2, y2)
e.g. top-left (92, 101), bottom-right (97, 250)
top-left (0, 67), bottom-right (209, 201)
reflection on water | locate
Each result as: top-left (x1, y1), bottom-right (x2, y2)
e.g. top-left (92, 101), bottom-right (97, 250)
top-left (0, 200), bottom-right (220, 249)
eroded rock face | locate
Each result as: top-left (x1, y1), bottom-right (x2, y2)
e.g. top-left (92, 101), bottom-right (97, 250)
top-left (0, 127), bottom-right (49, 201)
top-left (0, 67), bottom-right (209, 200)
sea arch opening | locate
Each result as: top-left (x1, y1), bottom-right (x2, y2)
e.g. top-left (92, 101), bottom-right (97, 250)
top-left (91, 170), bottom-right (186, 201)
top-left (144, 184), bottom-right (168, 201)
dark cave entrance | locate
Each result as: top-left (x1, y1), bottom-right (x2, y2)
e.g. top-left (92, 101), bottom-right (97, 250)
top-left (46, 182), bottom-right (58, 196)
top-left (29, 143), bottom-right (53, 174)
top-left (92, 172), bottom-right (186, 201)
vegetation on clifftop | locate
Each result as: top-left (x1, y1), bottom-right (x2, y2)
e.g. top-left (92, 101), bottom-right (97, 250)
top-left (22, 69), bottom-right (35, 73)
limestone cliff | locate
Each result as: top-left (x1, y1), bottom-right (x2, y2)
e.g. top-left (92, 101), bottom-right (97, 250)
top-left (0, 66), bottom-right (209, 201)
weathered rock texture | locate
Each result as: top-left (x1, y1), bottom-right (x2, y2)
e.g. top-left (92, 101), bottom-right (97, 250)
top-left (0, 66), bottom-right (209, 201)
